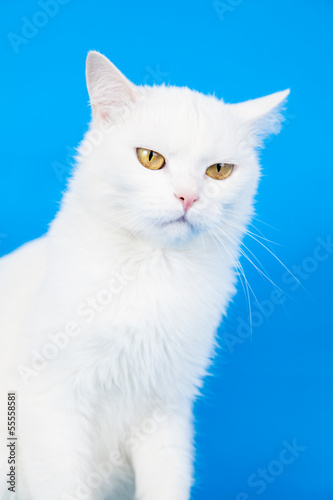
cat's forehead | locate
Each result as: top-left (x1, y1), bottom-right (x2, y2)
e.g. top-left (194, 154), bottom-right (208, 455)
top-left (127, 85), bottom-right (241, 162)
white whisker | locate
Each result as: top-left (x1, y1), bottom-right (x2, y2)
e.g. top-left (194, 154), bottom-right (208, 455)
top-left (209, 229), bottom-right (253, 338)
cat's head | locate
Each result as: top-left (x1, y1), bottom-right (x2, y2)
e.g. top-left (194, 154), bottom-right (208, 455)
top-left (75, 51), bottom-right (289, 247)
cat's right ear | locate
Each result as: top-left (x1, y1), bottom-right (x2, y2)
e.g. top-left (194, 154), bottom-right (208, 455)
top-left (86, 51), bottom-right (137, 125)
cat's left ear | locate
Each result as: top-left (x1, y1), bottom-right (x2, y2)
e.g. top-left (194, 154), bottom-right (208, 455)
top-left (86, 51), bottom-right (137, 124)
top-left (228, 89), bottom-right (290, 141)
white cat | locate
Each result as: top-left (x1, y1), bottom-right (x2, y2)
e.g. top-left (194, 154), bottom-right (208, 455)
top-left (0, 51), bottom-right (289, 500)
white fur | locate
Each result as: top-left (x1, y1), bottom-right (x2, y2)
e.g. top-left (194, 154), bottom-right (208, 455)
top-left (0, 51), bottom-right (289, 500)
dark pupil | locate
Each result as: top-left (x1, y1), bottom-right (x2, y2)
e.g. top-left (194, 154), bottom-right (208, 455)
top-left (149, 150), bottom-right (154, 161)
top-left (216, 164), bottom-right (222, 172)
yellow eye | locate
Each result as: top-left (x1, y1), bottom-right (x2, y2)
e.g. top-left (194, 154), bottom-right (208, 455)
top-left (205, 162), bottom-right (235, 180)
top-left (137, 148), bottom-right (165, 170)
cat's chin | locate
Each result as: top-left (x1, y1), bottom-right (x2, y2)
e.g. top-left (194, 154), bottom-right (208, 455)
top-left (127, 217), bottom-right (198, 247)
top-left (152, 218), bottom-right (198, 247)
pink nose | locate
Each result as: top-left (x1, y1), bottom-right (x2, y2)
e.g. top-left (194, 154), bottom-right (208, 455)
top-left (175, 193), bottom-right (199, 211)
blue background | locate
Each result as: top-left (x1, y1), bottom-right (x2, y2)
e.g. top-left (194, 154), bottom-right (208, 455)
top-left (1, 1), bottom-right (332, 498)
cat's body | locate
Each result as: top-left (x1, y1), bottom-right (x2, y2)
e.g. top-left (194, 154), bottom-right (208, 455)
top-left (0, 52), bottom-right (289, 499)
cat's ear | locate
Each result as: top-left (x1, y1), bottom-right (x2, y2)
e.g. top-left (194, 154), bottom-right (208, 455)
top-left (229, 89), bottom-right (290, 142)
top-left (86, 51), bottom-right (137, 124)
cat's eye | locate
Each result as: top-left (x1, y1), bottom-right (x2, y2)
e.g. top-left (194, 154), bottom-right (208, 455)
top-left (137, 148), bottom-right (165, 170)
top-left (205, 162), bottom-right (235, 180)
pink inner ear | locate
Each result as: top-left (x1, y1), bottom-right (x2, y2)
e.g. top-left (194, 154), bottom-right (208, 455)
top-left (99, 109), bottom-right (109, 122)
top-left (91, 103), bottom-right (107, 123)
top-left (86, 52), bottom-right (137, 125)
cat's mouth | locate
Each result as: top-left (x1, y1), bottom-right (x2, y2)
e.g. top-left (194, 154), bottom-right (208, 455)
top-left (159, 215), bottom-right (198, 236)
top-left (162, 215), bottom-right (189, 226)
top-left (174, 215), bottom-right (187, 224)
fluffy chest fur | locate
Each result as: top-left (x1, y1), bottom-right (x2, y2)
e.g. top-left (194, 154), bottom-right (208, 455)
top-left (26, 223), bottom-right (236, 404)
